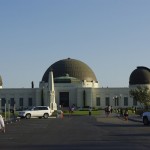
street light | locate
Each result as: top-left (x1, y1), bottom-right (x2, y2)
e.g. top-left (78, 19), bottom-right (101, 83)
top-left (0, 98), bottom-right (1, 113)
top-left (113, 94), bottom-right (122, 107)
top-left (8, 99), bottom-right (10, 121)
top-left (91, 88), bottom-right (93, 109)
top-left (119, 94), bottom-right (122, 107)
top-left (113, 96), bottom-right (119, 107)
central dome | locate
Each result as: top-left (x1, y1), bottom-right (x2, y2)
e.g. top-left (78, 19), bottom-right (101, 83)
top-left (42, 58), bottom-right (97, 83)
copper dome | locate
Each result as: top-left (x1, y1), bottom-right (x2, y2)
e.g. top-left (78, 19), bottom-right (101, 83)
top-left (129, 66), bottom-right (150, 85)
top-left (42, 58), bottom-right (97, 83)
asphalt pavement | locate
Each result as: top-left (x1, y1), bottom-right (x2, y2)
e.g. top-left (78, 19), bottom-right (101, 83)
top-left (0, 112), bottom-right (145, 150)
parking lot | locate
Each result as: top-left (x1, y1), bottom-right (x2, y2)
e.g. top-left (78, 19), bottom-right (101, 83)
top-left (0, 115), bottom-right (150, 150)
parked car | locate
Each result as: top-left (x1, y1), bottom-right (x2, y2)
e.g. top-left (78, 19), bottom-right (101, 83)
top-left (18, 106), bottom-right (52, 119)
top-left (142, 111), bottom-right (150, 125)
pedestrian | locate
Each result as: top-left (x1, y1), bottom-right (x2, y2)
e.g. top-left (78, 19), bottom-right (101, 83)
top-left (124, 108), bottom-right (129, 121)
top-left (134, 107), bottom-right (137, 114)
top-left (71, 105), bottom-right (75, 113)
top-left (89, 107), bottom-right (92, 116)
top-left (120, 108), bottom-right (123, 117)
top-left (106, 105), bottom-right (111, 117)
top-left (57, 110), bottom-right (64, 119)
top-left (11, 109), bottom-right (16, 121)
top-left (132, 106), bottom-right (134, 113)
top-left (108, 105), bottom-right (111, 115)
top-left (68, 106), bottom-right (72, 116)
top-left (104, 107), bottom-right (107, 116)
top-left (0, 114), bottom-right (5, 133)
top-left (110, 106), bottom-right (113, 113)
top-left (60, 110), bottom-right (64, 119)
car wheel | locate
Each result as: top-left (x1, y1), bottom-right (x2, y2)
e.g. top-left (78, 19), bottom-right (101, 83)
top-left (143, 117), bottom-right (149, 125)
top-left (43, 113), bottom-right (49, 119)
top-left (26, 113), bottom-right (31, 119)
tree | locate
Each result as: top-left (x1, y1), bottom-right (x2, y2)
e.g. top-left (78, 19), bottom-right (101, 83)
top-left (130, 86), bottom-right (150, 109)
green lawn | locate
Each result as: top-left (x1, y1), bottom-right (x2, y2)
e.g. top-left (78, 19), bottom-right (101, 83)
top-left (63, 110), bottom-right (101, 116)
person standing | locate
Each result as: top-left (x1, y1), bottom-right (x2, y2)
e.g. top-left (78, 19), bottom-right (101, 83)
top-left (108, 105), bottom-right (111, 114)
top-left (120, 108), bottom-right (123, 117)
top-left (0, 114), bottom-right (5, 133)
top-left (110, 106), bottom-right (113, 113)
top-left (89, 107), bottom-right (92, 116)
top-left (124, 108), bottom-right (129, 121)
top-left (106, 105), bottom-right (111, 117)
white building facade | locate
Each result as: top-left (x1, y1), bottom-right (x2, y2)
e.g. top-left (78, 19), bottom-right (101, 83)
top-left (0, 58), bottom-right (148, 111)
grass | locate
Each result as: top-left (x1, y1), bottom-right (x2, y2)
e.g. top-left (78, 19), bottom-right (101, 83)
top-left (63, 110), bottom-right (101, 116)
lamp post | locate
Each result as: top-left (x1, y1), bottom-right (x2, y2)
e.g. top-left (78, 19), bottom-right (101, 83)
top-left (113, 96), bottom-right (119, 107)
top-left (8, 99), bottom-right (10, 121)
top-left (119, 94), bottom-right (122, 107)
top-left (91, 88), bottom-right (93, 109)
top-left (0, 98), bottom-right (1, 113)
top-left (113, 94), bottom-right (122, 108)
top-left (4, 102), bottom-right (6, 121)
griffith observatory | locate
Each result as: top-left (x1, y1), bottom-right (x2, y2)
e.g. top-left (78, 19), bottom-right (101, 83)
top-left (0, 58), bottom-right (150, 111)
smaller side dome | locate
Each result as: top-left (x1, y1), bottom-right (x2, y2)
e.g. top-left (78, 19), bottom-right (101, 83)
top-left (0, 75), bottom-right (3, 86)
top-left (129, 66), bottom-right (150, 85)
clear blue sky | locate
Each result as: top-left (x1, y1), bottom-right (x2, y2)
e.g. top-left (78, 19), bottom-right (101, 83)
top-left (0, 0), bottom-right (150, 88)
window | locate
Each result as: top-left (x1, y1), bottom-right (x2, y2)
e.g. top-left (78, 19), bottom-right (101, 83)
top-left (133, 98), bottom-right (137, 106)
top-left (124, 97), bottom-right (128, 106)
top-left (19, 98), bottom-right (24, 107)
top-left (34, 107), bottom-right (39, 110)
top-left (10, 98), bottom-right (15, 107)
top-left (1, 98), bottom-right (6, 107)
top-left (105, 97), bottom-right (110, 106)
top-left (39, 107), bottom-right (48, 110)
top-left (28, 98), bottom-right (33, 107)
top-left (42, 107), bottom-right (48, 110)
top-left (96, 97), bottom-right (101, 106)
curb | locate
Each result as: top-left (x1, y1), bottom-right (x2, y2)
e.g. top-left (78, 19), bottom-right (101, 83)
top-left (128, 117), bottom-right (142, 123)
